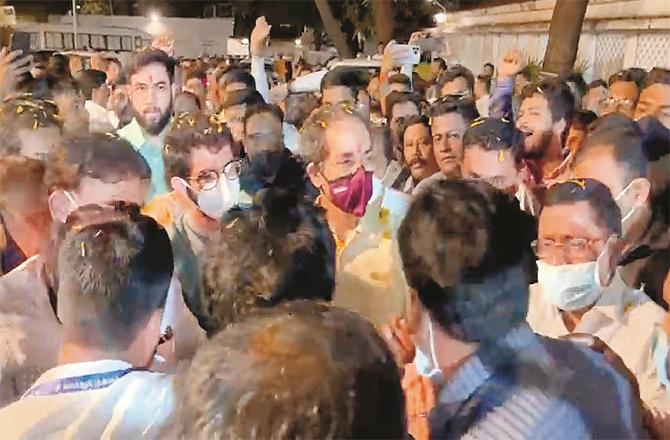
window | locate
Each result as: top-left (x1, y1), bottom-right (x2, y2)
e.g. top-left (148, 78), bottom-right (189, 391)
top-left (78, 33), bottom-right (90, 49)
top-left (121, 36), bottom-right (133, 51)
top-left (90, 34), bottom-right (105, 50)
top-left (63, 33), bottom-right (74, 50)
top-left (107, 35), bottom-right (121, 51)
top-left (45, 32), bottom-right (64, 49)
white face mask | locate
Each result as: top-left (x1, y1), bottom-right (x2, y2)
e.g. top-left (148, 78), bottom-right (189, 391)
top-left (614, 180), bottom-right (636, 228)
top-left (537, 251), bottom-right (608, 312)
top-left (180, 175), bottom-right (240, 220)
top-left (414, 313), bottom-right (443, 382)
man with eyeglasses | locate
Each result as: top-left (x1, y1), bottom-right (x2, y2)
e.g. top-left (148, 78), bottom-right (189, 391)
top-left (144, 113), bottom-right (245, 361)
top-left (604, 69), bottom-right (644, 119)
top-left (527, 179), bottom-right (667, 422)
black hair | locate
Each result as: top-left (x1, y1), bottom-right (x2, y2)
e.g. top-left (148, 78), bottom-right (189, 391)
top-left (437, 65), bottom-right (475, 95)
top-left (562, 72), bottom-right (587, 99)
top-left (128, 49), bottom-right (177, 84)
top-left (45, 133), bottom-right (151, 191)
top-left (520, 78), bottom-right (575, 124)
top-left (398, 179), bottom-right (536, 343)
top-left (571, 110), bottom-right (598, 130)
top-left (643, 68), bottom-right (670, 89)
top-left (588, 113), bottom-right (640, 137)
top-left (476, 74), bottom-right (492, 94)
top-left (543, 178), bottom-right (622, 235)
top-left (320, 67), bottom-right (369, 96)
top-left (222, 88), bottom-right (265, 109)
top-left (401, 114), bottom-right (431, 144)
top-left (433, 58), bottom-right (447, 70)
top-left (176, 301), bottom-right (405, 439)
top-left (222, 69), bottom-right (256, 90)
top-left (76, 69), bottom-right (107, 100)
top-left (429, 97), bottom-right (479, 124)
top-left (58, 204), bottom-right (173, 349)
top-left (197, 150), bottom-right (336, 335)
top-left (385, 91), bottom-right (421, 120)
top-left (608, 68), bottom-right (647, 90)
top-left (587, 79), bottom-right (607, 91)
top-left (462, 117), bottom-right (522, 161)
top-left (244, 103), bottom-right (284, 132)
top-left (578, 125), bottom-right (648, 182)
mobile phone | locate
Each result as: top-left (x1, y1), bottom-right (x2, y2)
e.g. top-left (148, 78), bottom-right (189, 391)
top-left (10, 31), bottom-right (31, 55)
top-left (395, 44), bottom-right (421, 66)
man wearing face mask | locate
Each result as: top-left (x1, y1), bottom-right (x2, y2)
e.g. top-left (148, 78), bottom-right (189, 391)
top-left (395, 179), bottom-right (644, 438)
top-left (118, 50), bottom-right (177, 202)
top-left (299, 102), bottom-right (409, 327)
top-left (572, 123), bottom-right (669, 307)
top-left (527, 179), bottom-right (667, 420)
top-left (144, 114), bottom-right (241, 341)
top-left (0, 134), bottom-right (155, 405)
top-left (0, 205), bottom-right (176, 437)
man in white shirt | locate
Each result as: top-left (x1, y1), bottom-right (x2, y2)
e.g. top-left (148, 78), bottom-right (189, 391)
top-left (527, 179), bottom-right (667, 417)
top-left (0, 204), bottom-right (176, 438)
top-left (299, 102), bottom-right (409, 327)
top-left (77, 69), bottom-right (118, 132)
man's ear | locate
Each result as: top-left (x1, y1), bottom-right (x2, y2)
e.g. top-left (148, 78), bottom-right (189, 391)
top-left (170, 176), bottom-right (189, 195)
top-left (48, 189), bottom-right (75, 224)
top-left (630, 177), bottom-right (651, 208)
top-left (306, 162), bottom-right (323, 189)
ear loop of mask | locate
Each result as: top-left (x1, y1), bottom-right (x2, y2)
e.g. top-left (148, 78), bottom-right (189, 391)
top-left (427, 315), bottom-right (440, 371)
top-left (615, 180), bottom-right (637, 224)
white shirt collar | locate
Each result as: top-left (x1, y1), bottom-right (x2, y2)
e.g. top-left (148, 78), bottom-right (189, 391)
top-left (33, 360), bottom-right (133, 387)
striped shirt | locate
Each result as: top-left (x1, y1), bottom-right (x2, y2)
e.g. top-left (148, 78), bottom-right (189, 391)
top-left (430, 324), bottom-right (644, 439)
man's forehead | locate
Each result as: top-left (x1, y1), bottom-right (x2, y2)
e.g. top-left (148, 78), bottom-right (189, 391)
top-left (130, 62), bottom-right (170, 84)
top-left (539, 201), bottom-right (602, 234)
top-left (521, 93), bottom-right (548, 108)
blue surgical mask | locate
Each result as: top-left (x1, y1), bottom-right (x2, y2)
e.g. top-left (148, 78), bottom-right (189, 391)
top-left (414, 313), bottom-right (443, 382)
top-left (614, 180), bottom-right (637, 227)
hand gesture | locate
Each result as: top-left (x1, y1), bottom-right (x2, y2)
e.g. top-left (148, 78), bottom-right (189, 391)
top-left (0, 48), bottom-right (32, 100)
top-left (152, 33), bottom-right (174, 57)
top-left (250, 16), bottom-right (271, 57)
top-left (497, 48), bottom-right (524, 79)
top-left (382, 316), bottom-right (416, 368)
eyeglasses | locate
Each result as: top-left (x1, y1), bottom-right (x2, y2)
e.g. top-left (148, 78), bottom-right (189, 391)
top-left (603, 97), bottom-right (635, 111)
top-left (192, 158), bottom-right (247, 190)
top-left (531, 235), bottom-right (616, 259)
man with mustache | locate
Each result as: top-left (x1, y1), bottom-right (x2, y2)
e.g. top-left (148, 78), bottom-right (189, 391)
top-left (119, 50), bottom-right (177, 202)
top-left (516, 78), bottom-right (575, 191)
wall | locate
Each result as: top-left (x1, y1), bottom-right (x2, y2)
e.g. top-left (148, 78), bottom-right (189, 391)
top-left (50, 14), bottom-right (234, 57)
top-left (434, 0), bottom-right (670, 82)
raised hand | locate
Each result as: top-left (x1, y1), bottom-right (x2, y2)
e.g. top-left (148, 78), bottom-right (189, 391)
top-left (152, 33), bottom-right (175, 57)
top-left (0, 48), bottom-right (32, 100)
top-left (250, 16), bottom-right (271, 57)
top-left (497, 48), bottom-right (524, 79)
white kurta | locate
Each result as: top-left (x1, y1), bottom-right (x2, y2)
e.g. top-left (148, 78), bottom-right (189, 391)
top-left (0, 360), bottom-right (175, 438)
top-left (332, 179), bottom-right (409, 328)
top-left (527, 270), bottom-right (667, 412)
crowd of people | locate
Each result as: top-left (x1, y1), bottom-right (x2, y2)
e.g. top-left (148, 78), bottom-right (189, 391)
top-left (0, 14), bottom-right (667, 439)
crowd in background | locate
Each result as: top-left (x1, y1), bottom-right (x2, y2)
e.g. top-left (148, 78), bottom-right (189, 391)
top-left (0, 13), bottom-right (667, 439)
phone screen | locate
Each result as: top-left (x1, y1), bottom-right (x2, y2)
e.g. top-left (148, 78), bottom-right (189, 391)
top-left (10, 31), bottom-right (31, 54)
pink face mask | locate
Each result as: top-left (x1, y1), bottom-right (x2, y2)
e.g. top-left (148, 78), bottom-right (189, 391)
top-left (325, 168), bottom-right (373, 217)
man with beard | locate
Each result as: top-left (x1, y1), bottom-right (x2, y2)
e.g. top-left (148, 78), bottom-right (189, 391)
top-left (516, 78), bottom-right (575, 194)
top-left (118, 50), bottom-right (177, 202)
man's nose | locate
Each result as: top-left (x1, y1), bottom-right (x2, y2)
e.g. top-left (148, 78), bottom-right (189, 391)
top-left (543, 251), bottom-right (567, 266)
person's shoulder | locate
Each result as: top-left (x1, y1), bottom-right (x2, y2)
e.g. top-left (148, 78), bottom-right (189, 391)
top-left (623, 285), bottom-right (666, 326)
top-left (0, 256), bottom-right (45, 311)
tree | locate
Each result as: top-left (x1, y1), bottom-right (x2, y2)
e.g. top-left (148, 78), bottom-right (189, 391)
top-left (371, 0), bottom-right (395, 45)
top-left (80, 0), bottom-right (112, 15)
top-left (315, 0), bottom-right (354, 58)
top-left (543, 0), bottom-right (589, 75)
